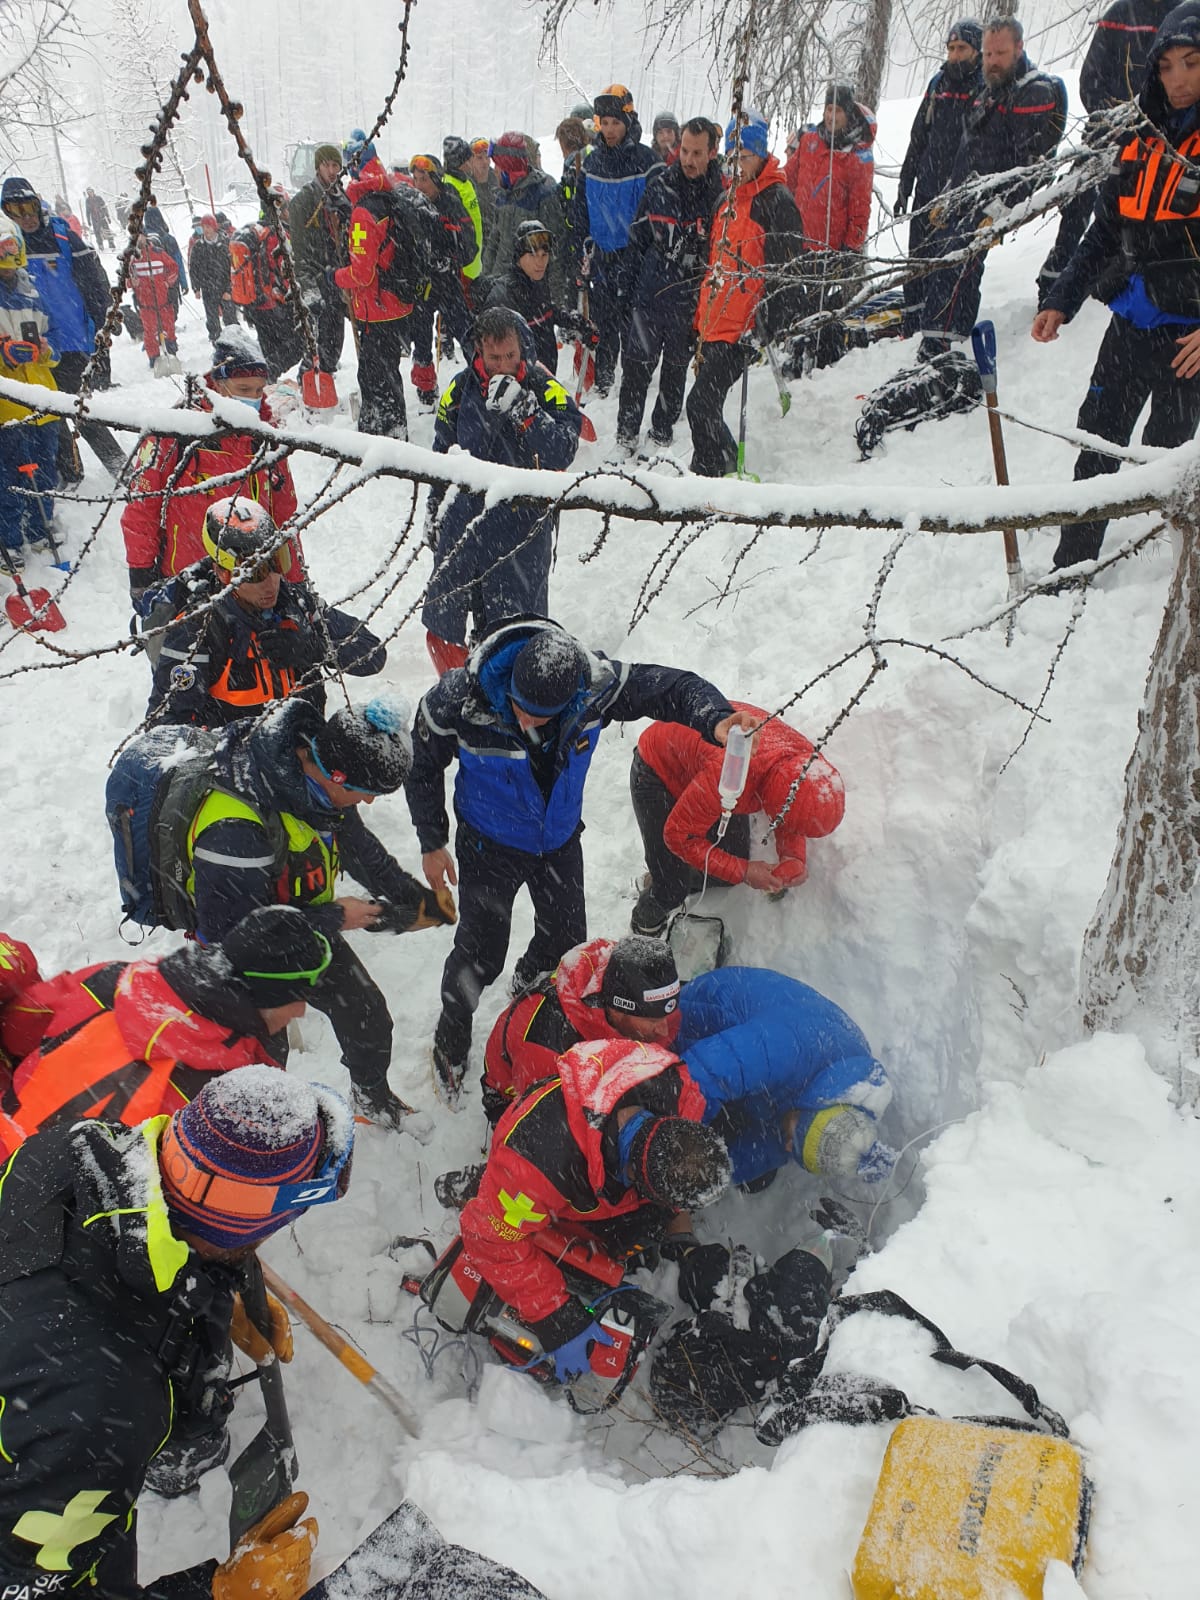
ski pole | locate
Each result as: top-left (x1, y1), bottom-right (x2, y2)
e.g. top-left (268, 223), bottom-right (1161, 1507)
top-left (725, 354), bottom-right (760, 482)
top-left (971, 320), bottom-right (1024, 621)
top-left (260, 1261), bottom-right (419, 1436)
top-left (17, 462), bottom-right (69, 570)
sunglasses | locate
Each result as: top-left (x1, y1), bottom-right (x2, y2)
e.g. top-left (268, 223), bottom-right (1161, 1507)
top-left (162, 1105), bottom-right (351, 1220)
top-left (241, 930), bottom-right (333, 989)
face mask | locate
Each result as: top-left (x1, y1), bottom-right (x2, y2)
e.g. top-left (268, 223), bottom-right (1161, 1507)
top-left (233, 395), bottom-right (262, 409)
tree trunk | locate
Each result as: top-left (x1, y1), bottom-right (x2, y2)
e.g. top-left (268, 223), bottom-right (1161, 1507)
top-left (1081, 511), bottom-right (1200, 1094)
top-left (853, 0), bottom-right (893, 112)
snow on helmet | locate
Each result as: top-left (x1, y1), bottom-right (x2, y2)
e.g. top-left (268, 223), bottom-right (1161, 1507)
top-left (514, 218), bottom-right (553, 260)
top-left (210, 326), bottom-right (270, 380)
top-left (202, 496), bottom-right (291, 579)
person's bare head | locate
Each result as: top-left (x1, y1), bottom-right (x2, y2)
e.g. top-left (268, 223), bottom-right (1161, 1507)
top-left (982, 18), bottom-right (1023, 85)
top-left (678, 118), bottom-right (717, 180)
top-left (474, 306), bottom-right (525, 377)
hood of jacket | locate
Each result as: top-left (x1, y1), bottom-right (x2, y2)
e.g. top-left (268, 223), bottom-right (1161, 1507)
top-left (556, 1037), bottom-right (703, 1194)
top-left (138, 949), bottom-right (280, 1068)
top-left (216, 695), bottom-right (332, 827)
top-left (553, 937), bottom-right (683, 1046)
top-left (466, 617), bottom-right (619, 745)
top-left (1141, 1), bottom-right (1200, 122)
top-left (814, 103), bottom-right (878, 152)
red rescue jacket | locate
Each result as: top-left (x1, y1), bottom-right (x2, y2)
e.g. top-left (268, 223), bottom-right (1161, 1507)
top-left (0, 960), bottom-right (274, 1160)
top-left (483, 937), bottom-right (682, 1110)
top-left (130, 246), bottom-right (180, 313)
top-left (785, 109), bottom-right (877, 253)
top-left (121, 381), bottom-right (301, 578)
top-left (460, 1039), bottom-right (703, 1330)
top-left (637, 700), bottom-right (845, 887)
top-left (334, 160), bottom-right (414, 324)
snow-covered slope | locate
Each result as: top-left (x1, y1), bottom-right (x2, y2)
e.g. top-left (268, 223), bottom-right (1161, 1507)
top-left (3, 89), bottom-right (1197, 1600)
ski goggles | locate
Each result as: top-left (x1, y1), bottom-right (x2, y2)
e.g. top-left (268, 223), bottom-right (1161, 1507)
top-left (3, 199), bottom-right (39, 223)
top-left (205, 537), bottom-right (293, 581)
top-left (160, 1105), bottom-right (353, 1223)
top-left (518, 230), bottom-right (553, 257)
top-left (241, 930), bottom-right (333, 990)
top-left (470, 137), bottom-right (491, 156)
top-left (410, 154), bottom-right (441, 176)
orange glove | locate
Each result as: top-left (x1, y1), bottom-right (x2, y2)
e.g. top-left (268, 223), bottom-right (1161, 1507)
top-left (410, 887), bottom-right (457, 930)
top-left (212, 1492), bottom-right (317, 1600)
top-left (230, 1289), bottom-right (293, 1364)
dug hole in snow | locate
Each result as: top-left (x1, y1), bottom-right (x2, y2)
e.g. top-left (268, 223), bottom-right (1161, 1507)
top-left (3, 77), bottom-right (1199, 1600)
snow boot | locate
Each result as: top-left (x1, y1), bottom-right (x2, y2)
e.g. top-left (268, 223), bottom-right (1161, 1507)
top-left (434, 1162), bottom-right (485, 1210)
top-left (143, 1424), bottom-right (230, 1497)
top-left (509, 954), bottom-right (545, 996)
top-left (431, 1012), bottom-right (470, 1105)
top-left (351, 1080), bottom-right (417, 1133)
top-left (648, 423), bottom-right (673, 447)
top-left (631, 883), bottom-right (674, 938)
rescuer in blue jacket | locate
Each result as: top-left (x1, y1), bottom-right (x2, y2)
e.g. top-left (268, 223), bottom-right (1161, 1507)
top-left (677, 967), bottom-right (897, 1188)
top-left (406, 615), bottom-right (750, 1099)
top-left (571, 85), bottom-right (657, 394)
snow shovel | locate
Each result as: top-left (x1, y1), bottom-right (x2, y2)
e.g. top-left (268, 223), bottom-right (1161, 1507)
top-left (1, 541), bottom-right (64, 632)
top-left (17, 462), bottom-right (70, 571)
top-left (724, 360), bottom-right (760, 483)
top-left (971, 320), bottom-right (1024, 637)
top-left (301, 361), bottom-right (337, 411)
top-left (228, 1256), bottom-right (298, 1546)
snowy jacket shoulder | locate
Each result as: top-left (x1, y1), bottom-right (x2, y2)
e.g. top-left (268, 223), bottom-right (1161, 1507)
top-left (459, 1039), bottom-right (700, 1339)
top-left (951, 56), bottom-right (1067, 209)
top-left (678, 968), bottom-right (890, 1119)
top-left (1080, 0), bottom-right (1173, 110)
top-left (0, 1119), bottom-right (235, 1596)
top-left (0, 267), bottom-right (57, 425)
top-left (407, 618), bottom-right (734, 855)
top-left (899, 65), bottom-right (984, 205)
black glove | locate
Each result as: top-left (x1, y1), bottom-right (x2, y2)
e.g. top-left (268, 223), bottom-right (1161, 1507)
top-left (128, 565), bottom-right (158, 606)
top-left (675, 1242), bottom-right (733, 1313)
top-left (893, 192), bottom-right (909, 218)
top-left (254, 622), bottom-right (320, 671)
top-left (557, 308), bottom-right (598, 346)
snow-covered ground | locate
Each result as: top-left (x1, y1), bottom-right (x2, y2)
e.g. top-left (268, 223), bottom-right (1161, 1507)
top-left (4, 89), bottom-right (1198, 1600)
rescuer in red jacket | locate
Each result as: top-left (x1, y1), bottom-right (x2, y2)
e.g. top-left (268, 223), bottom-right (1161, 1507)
top-left (0, 907), bottom-right (331, 1161)
top-left (630, 701), bottom-right (846, 935)
top-left (482, 934), bottom-right (681, 1120)
top-left (129, 232), bottom-right (179, 368)
top-left (458, 1038), bottom-right (730, 1372)
top-left (120, 329), bottom-right (301, 608)
top-left (785, 84), bottom-right (877, 254)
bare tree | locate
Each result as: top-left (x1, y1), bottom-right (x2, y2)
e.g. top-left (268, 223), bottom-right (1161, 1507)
top-left (0, 0), bottom-right (82, 165)
top-left (105, 0), bottom-right (203, 212)
top-left (1082, 510), bottom-right (1200, 1094)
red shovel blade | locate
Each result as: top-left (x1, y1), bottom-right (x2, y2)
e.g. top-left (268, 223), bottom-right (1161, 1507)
top-left (572, 343), bottom-right (596, 401)
top-left (6, 581), bottom-right (65, 633)
top-left (301, 366), bottom-right (338, 410)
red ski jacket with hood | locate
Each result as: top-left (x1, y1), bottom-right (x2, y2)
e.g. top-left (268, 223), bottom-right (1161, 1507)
top-left (785, 106), bottom-right (877, 252)
top-left (460, 1038), bottom-right (703, 1339)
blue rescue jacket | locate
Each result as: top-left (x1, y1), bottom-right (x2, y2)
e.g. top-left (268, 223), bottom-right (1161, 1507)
top-left (407, 617), bottom-right (733, 857)
top-left (678, 968), bottom-right (891, 1185)
top-left (574, 121), bottom-right (657, 267)
top-left (898, 60), bottom-right (984, 209)
top-left (22, 216), bottom-right (103, 355)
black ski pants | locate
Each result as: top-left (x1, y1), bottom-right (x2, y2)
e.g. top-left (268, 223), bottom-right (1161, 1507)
top-left (298, 932), bottom-right (393, 1092)
top-left (686, 339), bottom-right (747, 477)
top-left (301, 285), bottom-right (345, 375)
top-left (409, 277), bottom-right (474, 370)
top-left (617, 299), bottom-right (694, 443)
top-left (902, 211), bottom-right (936, 336)
top-left (437, 820), bottom-right (587, 1049)
top-left (915, 223), bottom-right (986, 340)
top-left (630, 751), bottom-right (750, 907)
top-left (248, 306), bottom-right (304, 380)
top-left (356, 316), bottom-right (410, 439)
top-left (52, 350), bottom-right (128, 481)
top-left (199, 287), bottom-right (239, 343)
top-left (1055, 313), bottom-right (1200, 569)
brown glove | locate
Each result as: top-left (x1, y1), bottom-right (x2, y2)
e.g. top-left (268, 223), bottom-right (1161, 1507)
top-left (230, 1288), bottom-right (293, 1364)
top-left (410, 887), bottom-right (457, 930)
top-left (212, 1491), bottom-right (317, 1600)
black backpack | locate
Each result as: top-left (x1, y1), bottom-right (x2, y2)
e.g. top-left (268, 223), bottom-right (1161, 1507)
top-left (856, 348), bottom-right (981, 458)
top-left (379, 185), bottom-right (455, 301)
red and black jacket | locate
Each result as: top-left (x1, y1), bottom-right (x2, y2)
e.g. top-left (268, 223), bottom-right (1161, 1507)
top-left (460, 1039), bottom-right (703, 1344)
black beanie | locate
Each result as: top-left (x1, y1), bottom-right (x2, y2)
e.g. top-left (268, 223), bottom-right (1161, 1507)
top-left (824, 82), bottom-right (858, 115)
top-left (947, 16), bottom-right (983, 51)
top-left (220, 907), bottom-right (331, 1007)
top-left (629, 1118), bottom-right (731, 1210)
top-left (601, 936), bottom-right (681, 1018)
top-left (509, 632), bottom-right (585, 716)
top-left (310, 698), bottom-right (412, 794)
